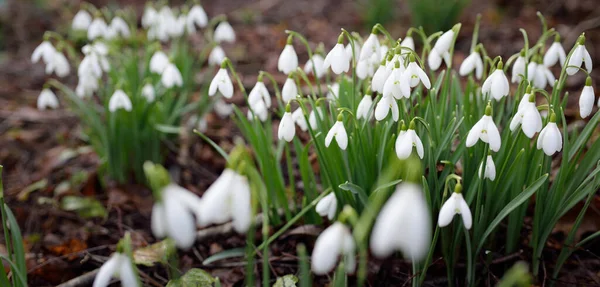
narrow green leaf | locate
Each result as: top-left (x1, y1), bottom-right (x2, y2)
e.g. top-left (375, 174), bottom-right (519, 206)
top-left (202, 248), bottom-right (246, 265)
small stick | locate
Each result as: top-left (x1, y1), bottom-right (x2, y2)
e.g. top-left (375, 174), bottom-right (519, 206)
top-left (56, 269), bottom-right (99, 287)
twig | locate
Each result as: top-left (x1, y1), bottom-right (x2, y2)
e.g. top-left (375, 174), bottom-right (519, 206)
top-left (196, 213), bottom-right (265, 240)
top-left (55, 269), bottom-right (99, 287)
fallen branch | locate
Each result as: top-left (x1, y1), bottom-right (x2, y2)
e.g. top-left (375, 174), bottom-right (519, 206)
top-left (55, 269), bottom-right (99, 287)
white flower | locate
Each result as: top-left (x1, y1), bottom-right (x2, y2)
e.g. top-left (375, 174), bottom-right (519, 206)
top-left (31, 41), bottom-right (56, 64)
top-left (405, 58), bottom-right (431, 89)
top-left (356, 59), bottom-right (369, 80)
top-left (482, 65), bottom-right (510, 100)
top-left (345, 41), bottom-right (361, 62)
top-left (72, 10), bottom-right (92, 31)
top-left (46, 51), bottom-right (71, 78)
top-left (359, 32), bottom-right (380, 61)
top-left (327, 83), bottom-right (340, 100)
top-left (566, 37), bottom-right (592, 76)
top-left (370, 183), bottom-right (431, 260)
top-left (356, 95), bottom-right (374, 120)
top-left (278, 111), bottom-right (296, 142)
top-left (214, 21), bottom-right (235, 43)
top-left (309, 108), bottom-right (323, 130)
top-left (401, 36), bottom-right (415, 52)
top-left (378, 45), bottom-right (389, 62)
top-left (150, 51), bottom-right (169, 74)
top-left (248, 81), bottom-right (271, 108)
top-left (537, 119), bottom-right (562, 156)
top-left (325, 119), bottom-right (348, 150)
top-left (382, 64), bottom-right (410, 99)
top-left (199, 169), bottom-right (252, 233)
top-left (466, 112), bottom-right (502, 152)
top-left (438, 191), bottom-right (472, 229)
top-left (428, 30), bottom-right (454, 70)
top-left (278, 44), bottom-right (298, 75)
top-left (511, 55), bottom-right (526, 84)
top-left (304, 54), bottom-right (326, 79)
top-left (152, 184), bottom-right (203, 249)
top-left (141, 83), bottom-right (155, 102)
top-left (323, 43), bottom-right (350, 75)
top-left (168, 15), bottom-right (186, 38)
top-left (282, 77), bottom-right (298, 103)
top-left (107, 17), bottom-right (130, 39)
top-left (108, 90), bottom-right (132, 112)
top-left (579, 79), bottom-right (595, 118)
top-left (478, 155), bottom-right (496, 181)
top-left (544, 41), bottom-right (566, 68)
top-left (214, 99), bottom-right (233, 118)
top-left (311, 222), bottom-right (355, 275)
top-left (88, 18), bottom-right (108, 40)
top-left (510, 96), bottom-right (542, 138)
top-left (93, 252), bottom-right (138, 287)
top-left (161, 63), bottom-right (183, 88)
top-left (186, 5), bottom-right (208, 32)
top-left (76, 74), bottom-right (99, 98)
top-left (248, 99), bottom-right (268, 122)
top-left (374, 95), bottom-right (398, 122)
top-left (209, 68), bottom-right (234, 98)
top-left (315, 193), bottom-right (337, 220)
top-left (292, 108), bottom-right (308, 131)
top-left (208, 46), bottom-right (226, 66)
top-left (142, 6), bottom-right (158, 29)
top-left (395, 126), bottom-right (424, 159)
top-left (459, 51), bottom-right (483, 79)
top-left (372, 62), bottom-right (390, 94)
top-left (37, 89), bottom-right (59, 110)
top-left (527, 61), bottom-right (555, 89)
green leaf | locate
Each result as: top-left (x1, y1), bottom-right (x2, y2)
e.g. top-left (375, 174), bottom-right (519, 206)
top-left (339, 182), bottom-right (368, 205)
top-left (166, 268), bottom-right (215, 287)
top-left (202, 247), bottom-right (246, 265)
top-left (273, 275), bottom-right (299, 287)
top-left (3, 205), bottom-right (27, 287)
top-left (60, 196), bottom-right (107, 219)
top-left (372, 179), bottom-right (403, 193)
top-left (133, 239), bottom-right (176, 267)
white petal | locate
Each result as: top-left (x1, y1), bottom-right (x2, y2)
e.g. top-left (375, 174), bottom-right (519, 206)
top-left (335, 122), bottom-right (348, 150)
top-left (579, 86), bottom-right (595, 118)
top-left (118, 256), bottom-right (139, 287)
top-left (437, 195), bottom-right (456, 228)
top-left (486, 118), bottom-right (502, 152)
top-left (165, 191), bottom-right (196, 249)
top-left (278, 112), bottom-right (296, 142)
top-left (282, 78), bottom-right (298, 103)
top-left (151, 203), bottom-right (167, 238)
top-left (93, 254), bottom-right (120, 287)
top-left (457, 194), bottom-right (472, 229)
top-left (583, 48), bottom-right (593, 73)
top-left (466, 119), bottom-right (483, 147)
top-left (395, 132), bottom-right (412, 159)
top-left (567, 46), bottom-right (583, 75)
top-left (231, 174), bottom-right (252, 233)
top-left (459, 52), bottom-right (477, 76)
top-left (428, 49), bottom-right (442, 71)
top-left (278, 45), bottom-right (299, 75)
top-left (312, 223), bottom-right (344, 274)
top-left (413, 131), bottom-right (424, 159)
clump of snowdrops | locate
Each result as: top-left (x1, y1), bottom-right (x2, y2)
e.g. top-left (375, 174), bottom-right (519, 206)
top-left (32, 2), bottom-right (236, 183)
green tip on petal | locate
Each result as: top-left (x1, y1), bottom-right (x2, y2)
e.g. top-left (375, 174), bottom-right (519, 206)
top-left (409, 119), bottom-right (416, 130)
top-left (337, 113), bottom-right (343, 121)
top-left (337, 34), bottom-right (344, 44)
top-left (496, 60), bottom-right (504, 70)
top-left (386, 54), bottom-right (393, 62)
top-left (586, 76), bottom-right (592, 86)
top-left (485, 104), bottom-right (492, 116)
top-left (454, 183), bottom-right (463, 194)
top-left (395, 60), bottom-right (400, 69)
top-left (526, 85), bottom-right (532, 94)
top-left (554, 33), bottom-right (561, 43)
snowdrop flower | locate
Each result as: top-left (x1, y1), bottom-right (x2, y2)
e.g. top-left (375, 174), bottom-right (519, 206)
top-left (466, 105), bottom-right (502, 152)
top-left (142, 6), bottom-right (158, 29)
top-left (438, 184), bottom-right (472, 229)
top-left (459, 49), bottom-right (484, 79)
top-left (82, 43), bottom-right (109, 72)
top-left (400, 35), bottom-right (415, 52)
top-left (324, 35), bottom-right (350, 74)
top-left (478, 154), bottom-right (496, 181)
top-left (278, 106), bottom-right (296, 142)
top-left (88, 18), bottom-right (108, 40)
top-left (108, 90), bottom-right (132, 112)
top-left (141, 83), bottom-right (155, 102)
top-left (327, 83), bottom-right (340, 100)
top-left (214, 21), bottom-right (235, 43)
top-left (169, 15), bottom-right (187, 38)
top-left (566, 34), bottom-right (592, 76)
top-left (372, 60), bottom-right (391, 94)
top-left (93, 251), bottom-right (138, 287)
top-left (579, 77), bottom-right (595, 118)
top-left (248, 77), bottom-right (271, 108)
top-left (356, 59), bottom-right (370, 80)
top-left (482, 61), bottom-right (509, 100)
top-left (405, 55), bottom-right (431, 89)
top-left (150, 51), bottom-right (169, 74)
top-left (316, 193), bottom-right (337, 220)
top-left (282, 75), bottom-right (298, 103)
top-left (214, 99), bottom-right (233, 118)
top-left (161, 63), bottom-right (183, 88)
top-left (292, 108), bottom-right (308, 131)
top-left (199, 169), bottom-right (252, 233)
top-left (378, 45), bottom-right (389, 62)
top-left (359, 30), bottom-right (380, 61)
top-left (510, 94), bottom-right (542, 138)
top-left (31, 41), bottom-right (56, 64)
top-left (544, 36), bottom-right (566, 68)
top-left (72, 10), bottom-right (92, 31)
top-left (107, 17), bottom-right (130, 39)
top-left (395, 121), bottom-right (424, 159)
top-left (208, 45), bottom-right (226, 66)
top-left (428, 29), bottom-right (454, 70)
top-left (278, 37), bottom-right (298, 75)
top-left (186, 5), bottom-right (208, 32)
top-left (309, 107), bottom-right (323, 130)
top-left (311, 222), bottom-right (355, 274)
top-left (383, 61), bottom-right (410, 99)
top-left (304, 54), bottom-right (326, 79)
top-left (370, 183), bottom-right (431, 260)
top-left (209, 67), bottom-right (234, 98)
top-left (37, 89), bottom-right (59, 110)
top-left (46, 51), bottom-right (71, 77)
top-left (527, 58), bottom-right (555, 89)
top-left (356, 95), bottom-right (374, 120)
top-left (374, 95), bottom-right (398, 122)
top-left (76, 74), bottom-right (99, 98)
top-left (325, 115), bottom-right (348, 150)
top-left (152, 184), bottom-right (203, 249)
top-left (248, 99), bottom-right (269, 122)
top-left (345, 40), bottom-right (361, 62)
top-left (537, 112), bottom-right (562, 156)
top-left (511, 51), bottom-right (526, 83)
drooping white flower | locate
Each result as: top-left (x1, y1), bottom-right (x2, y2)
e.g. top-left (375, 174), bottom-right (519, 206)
top-left (359, 32), bottom-right (380, 61)
top-left (31, 41), bottom-right (56, 64)
top-left (356, 95), bottom-right (374, 120)
top-left (93, 252), bottom-right (138, 287)
top-left (579, 77), bottom-right (595, 118)
top-left (292, 108), bottom-right (308, 131)
top-left (282, 76), bottom-right (298, 103)
top-left (278, 109), bottom-right (296, 142)
top-left (278, 41), bottom-right (299, 75)
top-left (482, 62), bottom-right (510, 100)
top-left (209, 68), bottom-right (234, 98)
top-left (106, 17), bottom-right (130, 39)
top-left (510, 95), bottom-right (542, 138)
top-left (108, 89), bottom-right (132, 112)
top-left (248, 80), bottom-right (271, 108)
top-left (395, 123), bottom-right (424, 159)
top-left (37, 89), bottom-right (59, 110)
top-left (382, 62), bottom-right (410, 99)
top-left (214, 99), bottom-right (233, 118)
top-left (304, 54), bottom-right (326, 79)
top-left (142, 6), bottom-right (158, 29)
top-left (214, 21), bottom-right (236, 43)
top-left (76, 74), bottom-right (99, 98)
top-left (466, 107), bottom-right (502, 152)
top-left (315, 193), bottom-right (337, 220)
top-left (374, 95), bottom-right (398, 122)
top-left (168, 15), bottom-right (187, 38)
top-left (438, 189), bottom-right (472, 229)
top-left (566, 35), bottom-right (592, 76)
top-left (248, 99), bottom-right (269, 122)
top-left (400, 36), bottom-right (415, 52)
top-left (208, 45), bottom-right (226, 66)
top-left (378, 45), bottom-right (389, 62)
top-left (370, 183), bottom-right (431, 260)
top-left (141, 83), bottom-right (155, 102)
top-left (72, 10), bottom-right (92, 31)
top-left (527, 60), bottom-right (555, 89)
top-left (372, 61), bottom-right (391, 94)
top-left (309, 107), bottom-right (324, 130)
top-left (356, 59), bottom-right (370, 80)
top-left (186, 5), bottom-right (208, 32)
top-left (345, 41), bottom-right (361, 62)
top-left (147, 7), bottom-right (175, 42)
top-left (152, 184), bottom-right (203, 249)
top-left (405, 56), bottom-right (431, 89)
top-left (459, 51), bottom-right (484, 79)
top-left (324, 42), bottom-right (350, 75)
top-left (311, 222), bottom-right (355, 275)
top-left (325, 118), bottom-right (348, 150)
top-left (544, 40), bottom-right (566, 68)
top-left (88, 18), bottom-right (108, 40)
top-left (199, 169), bottom-right (252, 233)
top-left (511, 53), bottom-right (526, 84)
top-left (428, 29), bottom-right (454, 70)
top-left (150, 51), bottom-right (169, 74)
top-left (478, 155), bottom-right (496, 181)
top-left (46, 51), bottom-right (71, 78)
top-left (161, 63), bottom-right (183, 88)
top-left (537, 115), bottom-right (562, 156)
top-left (81, 42), bottom-right (109, 73)
top-left (327, 83), bottom-right (340, 100)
